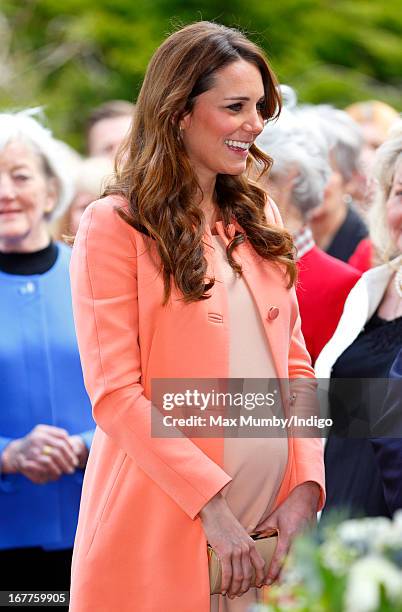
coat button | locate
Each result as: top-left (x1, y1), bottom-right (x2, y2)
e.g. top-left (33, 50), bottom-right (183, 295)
top-left (267, 306), bottom-right (279, 321)
top-left (19, 281), bottom-right (36, 295)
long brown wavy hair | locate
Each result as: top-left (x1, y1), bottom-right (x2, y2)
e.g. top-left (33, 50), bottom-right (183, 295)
top-left (105, 21), bottom-right (296, 303)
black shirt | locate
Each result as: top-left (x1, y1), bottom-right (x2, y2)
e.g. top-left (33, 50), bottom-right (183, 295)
top-left (326, 204), bottom-right (368, 263)
top-left (323, 313), bottom-right (402, 518)
top-left (0, 242), bottom-right (58, 275)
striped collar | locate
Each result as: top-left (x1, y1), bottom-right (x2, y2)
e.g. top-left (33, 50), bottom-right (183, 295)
top-left (293, 225), bottom-right (315, 260)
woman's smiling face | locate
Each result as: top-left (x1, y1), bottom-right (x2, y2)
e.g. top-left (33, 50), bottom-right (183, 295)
top-left (386, 158), bottom-right (402, 253)
top-left (180, 59), bottom-right (266, 185)
top-left (0, 140), bottom-right (57, 252)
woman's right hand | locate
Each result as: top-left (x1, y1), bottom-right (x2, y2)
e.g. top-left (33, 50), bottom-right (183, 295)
top-left (199, 493), bottom-right (265, 598)
top-left (1, 425), bottom-right (78, 484)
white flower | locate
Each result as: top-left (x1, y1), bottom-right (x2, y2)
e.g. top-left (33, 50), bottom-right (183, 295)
top-left (337, 514), bottom-right (402, 554)
top-left (373, 523), bottom-right (402, 553)
top-left (320, 538), bottom-right (356, 574)
top-left (338, 517), bottom-right (392, 554)
top-left (344, 554), bottom-right (402, 612)
top-left (385, 510), bottom-right (402, 544)
top-left (393, 509), bottom-right (402, 530)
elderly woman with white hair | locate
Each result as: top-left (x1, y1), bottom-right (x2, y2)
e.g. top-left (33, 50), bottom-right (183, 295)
top-left (296, 105), bottom-right (368, 265)
top-left (256, 108), bottom-right (361, 363)
top-left (316, 121), bottom-right (402, 517)
top-left (0, 110), bottom-right (94, 589)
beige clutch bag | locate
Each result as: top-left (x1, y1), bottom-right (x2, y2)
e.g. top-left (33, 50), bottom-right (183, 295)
top-left (208, 528), bottom-right (279, 595)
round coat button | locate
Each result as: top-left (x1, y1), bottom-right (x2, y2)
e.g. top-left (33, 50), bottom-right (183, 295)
top-left (19, 281), bottom-right (36, 295)
top-left (267, 306), bottom-right (279, 320)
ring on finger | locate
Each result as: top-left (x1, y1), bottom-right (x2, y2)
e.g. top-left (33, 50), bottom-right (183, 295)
top-left (42, 444), bottom-right (53, 456)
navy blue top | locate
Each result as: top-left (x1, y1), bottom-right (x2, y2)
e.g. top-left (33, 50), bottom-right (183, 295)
top-left (326, 204), bottom-right (368, 263)
top-left (371, 349), bottom-right (402, 514)
top-left (323, 313), bottom-right (402, 518)
top-left (0, 243), bottom-right (94, 550)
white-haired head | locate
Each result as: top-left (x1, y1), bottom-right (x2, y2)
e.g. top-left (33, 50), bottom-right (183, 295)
top-left (295, 105), bottom-right (364, 183)
top-left (256, 94), bottom-right (331, 218)
top-left (368, 120), bottom-right (402, 262)
top-left (0, 109), bottom-right (75, 220)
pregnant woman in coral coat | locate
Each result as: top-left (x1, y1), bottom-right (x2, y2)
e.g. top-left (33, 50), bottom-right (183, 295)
top-left (69, 21), bottom-right (325, 612)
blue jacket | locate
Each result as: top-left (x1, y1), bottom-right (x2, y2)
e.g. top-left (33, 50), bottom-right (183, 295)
top-left (0, 243), bottom-right (94, 550)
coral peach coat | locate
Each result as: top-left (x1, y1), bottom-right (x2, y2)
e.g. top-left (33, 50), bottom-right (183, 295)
top-left (69, 195), bottom-right (325, 612)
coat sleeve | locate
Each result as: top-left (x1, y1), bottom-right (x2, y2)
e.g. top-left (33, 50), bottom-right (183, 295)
top-left (77, 429), bottom-right (94, 450)
top-left (265, 197), bottom-right (326, 510)
top-left (0, 437), bottom-right (16, 493)
top-left (70, 199), bottom-right (231, 520)
top-left (287, 302), bottom-right (326, 511)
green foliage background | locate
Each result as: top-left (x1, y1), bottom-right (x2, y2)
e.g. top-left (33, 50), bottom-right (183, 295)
top-left (1, 0), bottom-right (401, 151)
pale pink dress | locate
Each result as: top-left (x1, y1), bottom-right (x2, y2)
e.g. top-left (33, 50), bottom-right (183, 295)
top-left (209, 235), bottom-right (288, 612)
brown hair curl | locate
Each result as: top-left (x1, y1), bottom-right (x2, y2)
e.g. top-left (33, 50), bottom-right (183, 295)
top-left (105, 21), bottom-right (296, 303)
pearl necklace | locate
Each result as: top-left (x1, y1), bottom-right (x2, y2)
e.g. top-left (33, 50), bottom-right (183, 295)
top-left (395, 265), bottom-right (402, 299)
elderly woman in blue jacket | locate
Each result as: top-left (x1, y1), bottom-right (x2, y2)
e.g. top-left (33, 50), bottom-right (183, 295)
top-left (0, 110), bottom-right (94, 590)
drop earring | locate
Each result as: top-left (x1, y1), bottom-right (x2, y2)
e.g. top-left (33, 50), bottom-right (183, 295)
top-left (177, 125), bottom-right (183, 143)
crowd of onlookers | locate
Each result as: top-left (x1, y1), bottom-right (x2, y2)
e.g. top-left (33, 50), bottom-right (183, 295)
top-left (0, 91), bottom-right (401, 591)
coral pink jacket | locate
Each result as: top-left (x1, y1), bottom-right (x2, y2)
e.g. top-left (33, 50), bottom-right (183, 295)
top-left (69, 196), bottom-right (325, 612)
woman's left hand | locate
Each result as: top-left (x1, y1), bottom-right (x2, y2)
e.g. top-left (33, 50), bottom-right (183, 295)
top-left (254, 481), bottom-right (320, 586)
top-left (69, 435), bottom-right (89, 469)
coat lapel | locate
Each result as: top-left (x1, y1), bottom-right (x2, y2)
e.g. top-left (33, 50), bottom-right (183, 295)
top-left (315, 259), bottom-right (398, 379)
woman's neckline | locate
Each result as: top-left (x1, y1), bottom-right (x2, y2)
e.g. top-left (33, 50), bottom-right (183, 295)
top-left (0, 242), bottom-right (58, 275)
